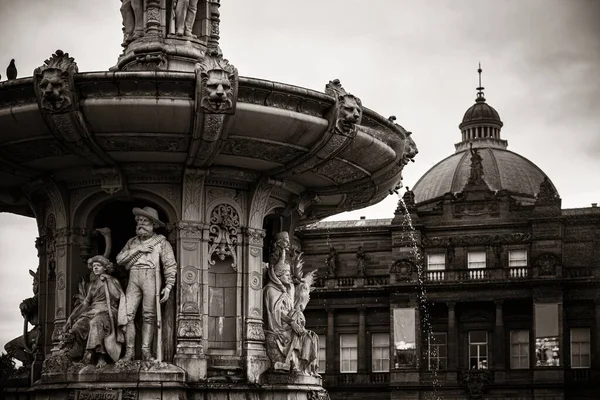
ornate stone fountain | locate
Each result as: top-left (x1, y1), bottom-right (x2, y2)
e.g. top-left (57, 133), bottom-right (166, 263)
top-left (0, 1), bottom-right (417, 399)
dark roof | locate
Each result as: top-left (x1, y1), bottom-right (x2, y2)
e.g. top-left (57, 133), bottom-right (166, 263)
top-left (460, 100), bottom-right (503, 127)
top-left (302, 218), bottom-right (393, 230)
top-left (412, 147), bottom-right (558, 205)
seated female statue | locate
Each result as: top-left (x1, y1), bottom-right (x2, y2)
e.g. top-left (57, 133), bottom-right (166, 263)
top-left (61, 255), bottom-right (125, 367)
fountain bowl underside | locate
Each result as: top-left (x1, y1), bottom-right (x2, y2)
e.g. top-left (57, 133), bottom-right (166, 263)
top-left (0, 72), bottom-right (409, 221)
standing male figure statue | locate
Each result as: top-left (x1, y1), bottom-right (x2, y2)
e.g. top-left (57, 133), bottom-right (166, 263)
top-left (120, 0), bottom-right (144, 46)
top-left (172, 0), bottom-right (199, 37)
top-left (117, 206), bottom-right (177, 361)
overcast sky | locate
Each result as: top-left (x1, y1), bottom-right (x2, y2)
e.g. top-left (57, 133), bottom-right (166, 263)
top-left (0, 0), bottom-right (599, 351)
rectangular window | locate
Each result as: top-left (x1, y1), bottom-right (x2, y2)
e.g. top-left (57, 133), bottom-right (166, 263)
top-left (468, 251), bottom-right (486, 279)
top-left (535, 303), bottom-right (560, 367)
top-left (509, 250), bottom-right (527, 267)
top-left (468, 251), bottom-right (486, 269)
top-left (571, 328), bottom-right (591, 369)
top-left (510, 330), bottom-right (529, 369)
top-left (340, 334), bottom-right (358, 373)
top-left (428, 332), bottom-right (447, 370)
top-left (318, 334), bottom-right (326, 373)
top-left (427, 253), bottom-right (446, 281)
top-left (371, 333), bottom-right (390, 372)
top-left (393, 308), bottom-right (417, 368)
top-left (469, 331), bottom-right (488, 369)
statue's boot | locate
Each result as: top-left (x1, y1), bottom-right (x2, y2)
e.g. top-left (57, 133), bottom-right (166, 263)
top-left (141, 322), bottom-right (155, 361)
top-left (121, 322), bottom-right (135, 361)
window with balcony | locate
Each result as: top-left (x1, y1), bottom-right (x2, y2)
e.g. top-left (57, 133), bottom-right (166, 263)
top-left (535, 303), bottom-right (560, 367)
top-left (340, 334), bottom-right (358, 373)
top-left (428, 332), bottom-right (447, 370)
top-left (469, 331), bottom-right (488, 369)
top-left (318, 334), bottom-right (326, 373)
top-left (468, 251), bottom-right (486, 279)
top-left (570, 328), bottom-right (590, 368)
top-left (510, 330), bottom-right (529, 369)
top-left (427, 253), bottom-right (445, 281)
top-left (508, 249), bottom-right (528, 278)
top-left (371, 333), bottom-right (390, 372)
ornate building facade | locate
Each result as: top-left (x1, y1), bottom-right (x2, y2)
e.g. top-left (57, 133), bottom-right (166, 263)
top-left (299, 81), bottom-right (600, 400)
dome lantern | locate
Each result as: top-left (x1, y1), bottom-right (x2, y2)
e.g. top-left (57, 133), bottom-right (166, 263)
top-left (456, 64), bottom-right (506, 152)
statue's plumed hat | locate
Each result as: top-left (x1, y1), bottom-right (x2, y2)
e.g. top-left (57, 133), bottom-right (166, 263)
top-left (133, 206), bottom-right (166, 228)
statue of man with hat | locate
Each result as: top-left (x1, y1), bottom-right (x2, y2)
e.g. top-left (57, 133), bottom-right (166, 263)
top-left (116, 206), bottom-right (177, 361)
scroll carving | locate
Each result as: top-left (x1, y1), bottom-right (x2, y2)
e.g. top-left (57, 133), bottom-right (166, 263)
top-left (208, 204), bottom-right (240, 269)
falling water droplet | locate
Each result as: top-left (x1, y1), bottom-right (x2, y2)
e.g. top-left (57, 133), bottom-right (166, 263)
top-left (397, 192), bottom-right (441, 400)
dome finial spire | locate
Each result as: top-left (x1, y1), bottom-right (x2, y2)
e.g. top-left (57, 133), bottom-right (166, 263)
top-left (476, 62), bottom-right (486, 102)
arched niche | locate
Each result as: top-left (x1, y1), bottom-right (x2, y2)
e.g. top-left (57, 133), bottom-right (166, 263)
top-left (72, 190), bottom-right (179, 362)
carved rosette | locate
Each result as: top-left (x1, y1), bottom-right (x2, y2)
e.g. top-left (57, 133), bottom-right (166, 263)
top-left (208, 204), bottom-right (240, 269)
top-left (195, 49), bottom-right (239, 114)
top-left (33, 50), bottom-right (78, 113)
top-left (325, 79), bottom-right (363, 137)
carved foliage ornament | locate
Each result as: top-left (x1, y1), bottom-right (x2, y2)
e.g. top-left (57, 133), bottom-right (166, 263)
top-left (208, 204), bottom-right (240, 269)
top-left (325, 79), bottom-right (363, 136)
top-left (535, 252), bottom-right (559, 276)
top-left (390, 259), bottom-right (414, 281)
top-left (195, 49), bottom-right (238, 114)
top-left (33, 50), bottom-right (78, 113)
top-left (178, 319), bottom-right (202, 338)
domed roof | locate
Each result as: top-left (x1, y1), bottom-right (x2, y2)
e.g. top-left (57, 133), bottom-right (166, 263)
top-left (412, 147), bottom-right (558, 205)
top-left (461, 97), bottom-right (503, 126)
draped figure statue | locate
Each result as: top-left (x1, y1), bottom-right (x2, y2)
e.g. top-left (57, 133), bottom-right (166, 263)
top-left (264, 232), bottom-right (319, 376)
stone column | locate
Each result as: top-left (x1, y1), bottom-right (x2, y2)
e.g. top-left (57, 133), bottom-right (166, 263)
top-left (494, 301), bottom-right (505, 381)
top-left (51, 226), bottom-right (70, 352)
top-left (358, 307), bottom-right (367, 373)
top-left (243, 227), bottom-right (269, 383)
top-left (447, 302), bottom-right (457, 370)
top-left (174, 168), bottom-right (207, 380)
top-left (327, 308), bottom-right (335, 373)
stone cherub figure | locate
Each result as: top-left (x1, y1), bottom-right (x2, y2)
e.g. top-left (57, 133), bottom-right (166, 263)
top-left (60, 256), bottom-right (126, 367)
top-left (264, 232), bottom-right (319, 376)
top-left (116, 206), bottom-right (177, 362)
top-left (4, 269), bottom-right (41, 368)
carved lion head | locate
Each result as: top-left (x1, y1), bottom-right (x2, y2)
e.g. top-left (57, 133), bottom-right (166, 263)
top-left (336, 94), bottom-right (362, 134)
top-left (201, 69), bottom-right (235, 113)
top-left (38, 69), bottom-right (71, 112)
top-left (34, 50), bottom-right (78, 113)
